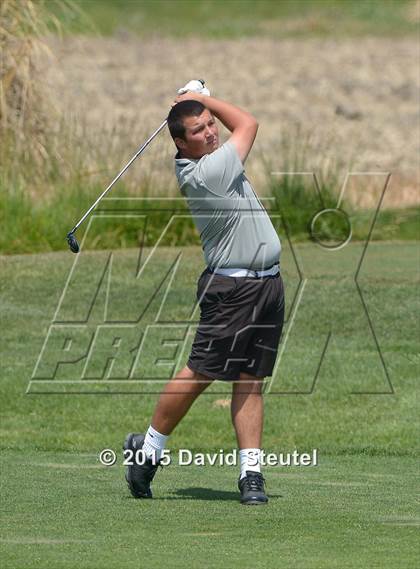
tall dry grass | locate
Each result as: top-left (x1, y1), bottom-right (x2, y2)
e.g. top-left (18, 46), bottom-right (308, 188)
top-left (0, 0), bottom-right (173, 194)
top-left (0, 0), bottom-right (94, 188)
top-left (0, 0), bottom-right (176, 253)
top-left (0, 0), bottom-right (61, 168)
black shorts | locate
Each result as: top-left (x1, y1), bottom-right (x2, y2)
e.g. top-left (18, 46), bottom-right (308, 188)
top-left (187, 268), bottom-right (285, 381)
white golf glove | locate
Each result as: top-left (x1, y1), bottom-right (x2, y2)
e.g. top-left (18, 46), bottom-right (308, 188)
top-left (177, 79), bottom-right (210, 97)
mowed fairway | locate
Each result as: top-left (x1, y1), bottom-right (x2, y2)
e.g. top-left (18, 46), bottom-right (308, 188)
top-left (1, 242), bottom-right (419, 568)
top-left (0, 452), bottom-right (418, 569)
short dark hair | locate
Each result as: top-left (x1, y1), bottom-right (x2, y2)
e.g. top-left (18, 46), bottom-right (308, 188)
top-left (167, 100), bottom-right (207, 144)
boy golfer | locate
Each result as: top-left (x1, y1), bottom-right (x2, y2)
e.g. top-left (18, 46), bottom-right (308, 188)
top-left (124, 81), bottom-right (284, 505)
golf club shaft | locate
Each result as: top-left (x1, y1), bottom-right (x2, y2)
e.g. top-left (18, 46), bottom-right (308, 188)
top-left (69, 119), bottom-right (168, 235)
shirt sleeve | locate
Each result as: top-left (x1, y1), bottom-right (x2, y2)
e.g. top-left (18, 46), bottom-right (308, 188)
top-left (194, 141), bottom-right (244, 195)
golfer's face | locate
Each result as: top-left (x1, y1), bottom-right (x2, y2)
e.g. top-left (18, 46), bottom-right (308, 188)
top-left (181, 110), bottom-right (219, 158)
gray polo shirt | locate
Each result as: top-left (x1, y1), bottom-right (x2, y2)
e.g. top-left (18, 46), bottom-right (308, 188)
top-left (175, 141), bottom-right (281, 270)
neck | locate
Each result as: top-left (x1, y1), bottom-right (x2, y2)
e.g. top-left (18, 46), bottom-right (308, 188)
top-left (178, 149), bottom-right (199, 160)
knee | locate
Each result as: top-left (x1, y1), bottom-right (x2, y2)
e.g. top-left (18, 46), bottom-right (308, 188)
top-left (173, 365), bottom-right (213, 394)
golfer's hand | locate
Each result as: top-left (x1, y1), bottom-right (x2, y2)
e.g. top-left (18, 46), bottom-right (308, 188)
top-left (171, 79), bottom-right (210, 106)
top-left (173, 91), bottom-right (205, 106)
top-left (177, 79), bottom-right (210, 96)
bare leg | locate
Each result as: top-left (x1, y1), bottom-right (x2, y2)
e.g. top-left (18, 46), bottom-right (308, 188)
top-left (150, 365), bottom-right (213, 435)
top-left (231, 372), bottom-right (264, 449)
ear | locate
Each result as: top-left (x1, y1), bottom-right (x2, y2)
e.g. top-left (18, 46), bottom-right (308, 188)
top-left (174, 137), bottom-right (187, 150)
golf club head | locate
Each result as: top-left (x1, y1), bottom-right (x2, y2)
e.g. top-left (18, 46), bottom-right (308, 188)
top-left (67, 232), bottom-right (80, 254)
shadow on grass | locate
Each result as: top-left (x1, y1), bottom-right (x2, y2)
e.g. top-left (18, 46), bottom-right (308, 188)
top-left (154, 487), bottom-right (283, 501)
top-left (173, 487), bottom-right (238, 501)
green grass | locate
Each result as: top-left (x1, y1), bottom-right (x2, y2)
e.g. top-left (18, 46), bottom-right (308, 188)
top-left (1, 173), bottom-right (418, 253)
top-left (1, 243), bottom-right (418, 567)
top-left (0, 452), bottom-right (419, 569)
top-left (53, 0), bottom-right (419, 39)
top-left (1, 243), bottom-right (418, 453)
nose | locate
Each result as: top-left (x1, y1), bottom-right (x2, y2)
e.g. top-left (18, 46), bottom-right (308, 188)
top-left (205, 125), bottom-right (215, 138)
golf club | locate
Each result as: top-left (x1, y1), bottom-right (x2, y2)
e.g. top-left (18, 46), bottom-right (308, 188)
top-left (66, 80), bottom-right (207, 253)
top-left (66, 119), bottom-right (167, 253)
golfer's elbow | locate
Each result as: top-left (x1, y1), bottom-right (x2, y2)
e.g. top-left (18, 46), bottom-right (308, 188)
top-left (242, 116), bottom-right (258, 138)
top-left (248, 116), bottom-right (259, 132)
top-left (231, 117), bottom-right (258, 142)
top-left (230, 118), bottom-right (259, 162)
top-left (248, 117), bottom-right (259, 141)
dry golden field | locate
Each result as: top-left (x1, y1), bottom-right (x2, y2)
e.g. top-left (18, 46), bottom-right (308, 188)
top-left (37, 35), bottom-right (419, 207)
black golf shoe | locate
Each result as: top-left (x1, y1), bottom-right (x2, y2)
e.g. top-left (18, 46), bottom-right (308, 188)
top-left (238, 471), bottom-right (268, 505)
top-left (123, 433), bottom-right (161, 499)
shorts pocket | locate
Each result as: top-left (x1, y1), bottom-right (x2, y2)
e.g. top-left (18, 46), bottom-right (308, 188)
top-left (196, 271), bottom-right (209, 300)
top-left (198, 274), bottom-right (237, 306)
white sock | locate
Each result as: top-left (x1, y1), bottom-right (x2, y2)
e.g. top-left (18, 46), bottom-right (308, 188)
top-left (143, 425), bottom-right (168, 461)
top-left (239, 448), bottom-right (261, 480)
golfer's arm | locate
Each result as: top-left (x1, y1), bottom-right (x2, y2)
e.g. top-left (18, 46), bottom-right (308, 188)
top-left (203, 96), bottom-right (258, 163)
